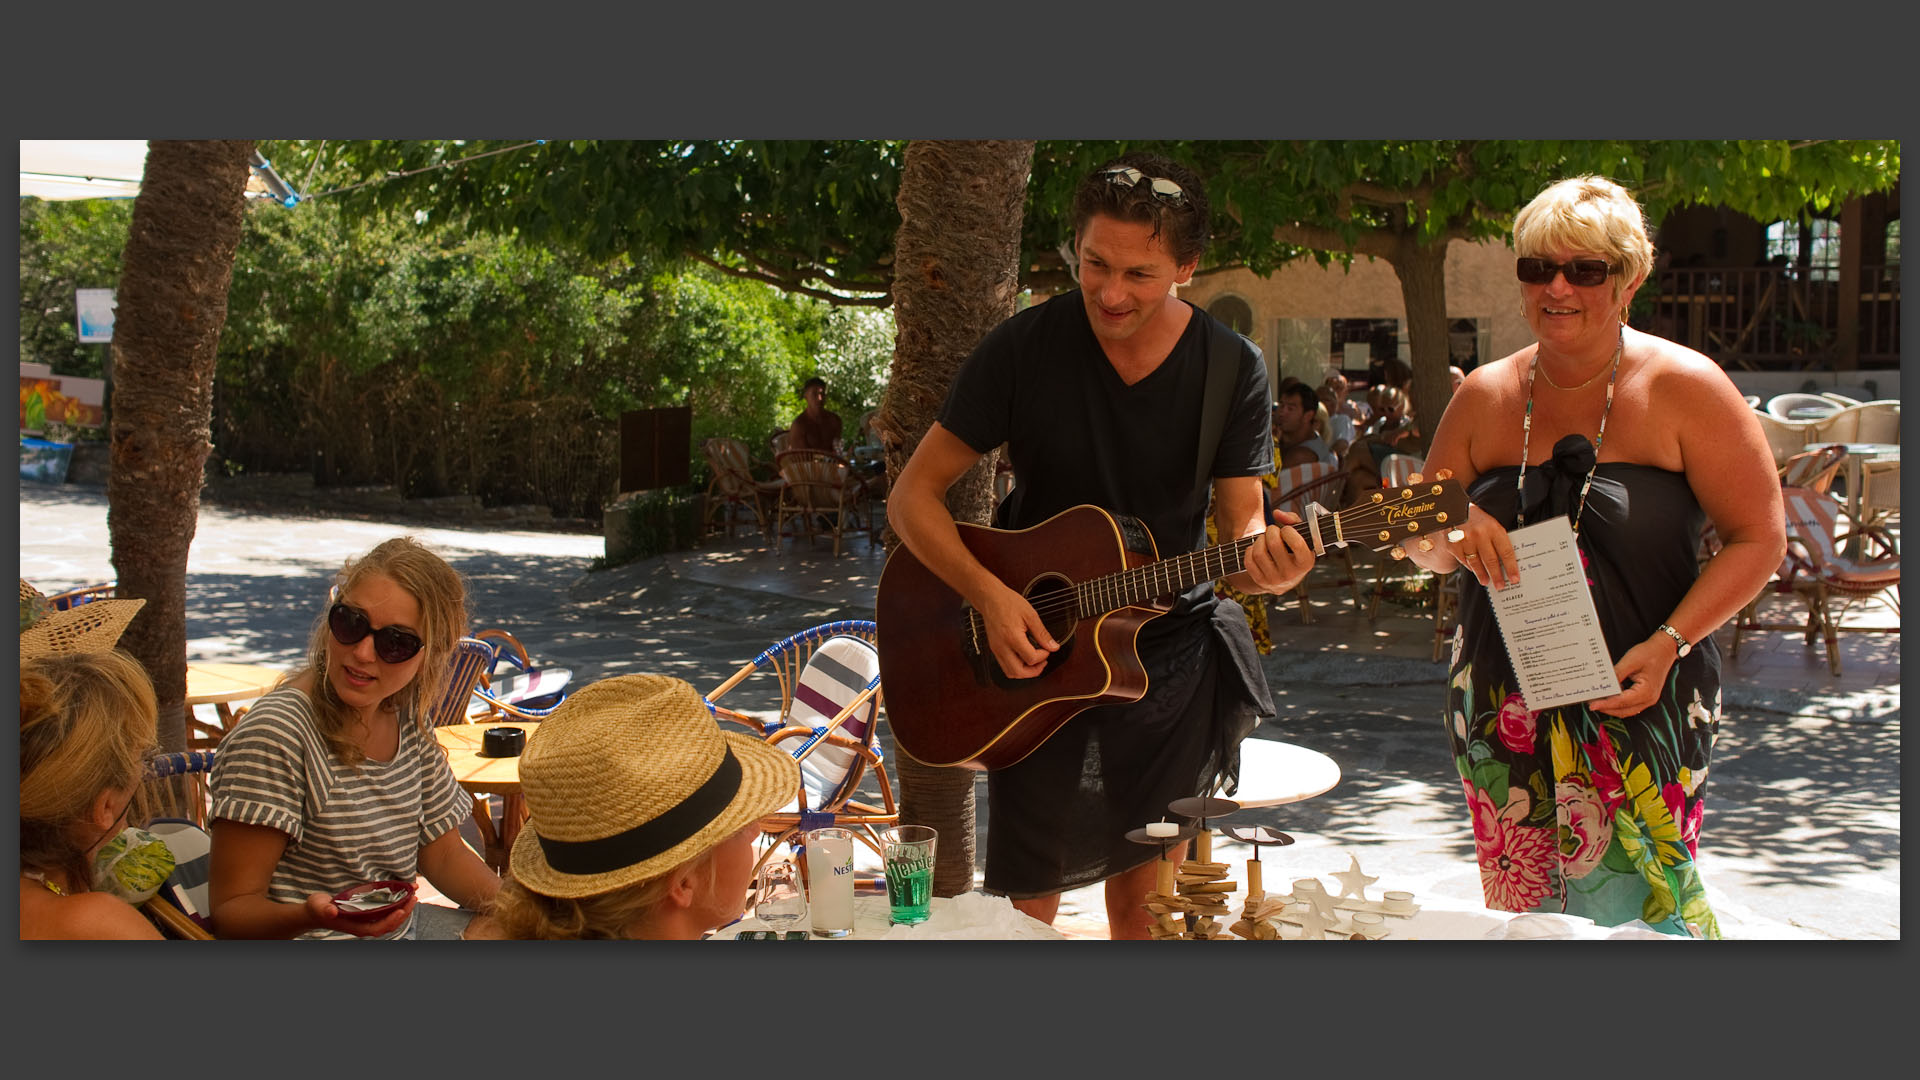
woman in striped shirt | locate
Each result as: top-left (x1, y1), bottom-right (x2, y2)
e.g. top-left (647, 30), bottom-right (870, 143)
top-left (207, 538), bottom-right (501, 939)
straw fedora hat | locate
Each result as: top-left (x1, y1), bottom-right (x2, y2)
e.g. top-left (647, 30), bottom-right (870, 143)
top-left (509, 673), bottom-right (801, 899)
top-left (18, 579), bottom-right (145, 660)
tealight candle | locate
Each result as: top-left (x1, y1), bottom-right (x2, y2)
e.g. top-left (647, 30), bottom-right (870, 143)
top-left (1383, 890), bottom-right (1414, 913)
top-left (1145, 821), bottom-right (1179, 838)
top-left (1350, 912), bottom-right (1387, 938)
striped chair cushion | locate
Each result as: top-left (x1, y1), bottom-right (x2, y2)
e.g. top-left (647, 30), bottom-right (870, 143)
top-left (489, 666), bottom-right (572, 708)
top-left (790, 635), bottom-right (882, 810)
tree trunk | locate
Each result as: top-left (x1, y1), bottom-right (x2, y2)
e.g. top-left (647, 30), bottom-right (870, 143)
top-left (1388, 237), bottom-right (1453, 457)
top-left (108, 140), bottom-right (255, 753)
top-left (881, 139), bottom-right (1035, 897)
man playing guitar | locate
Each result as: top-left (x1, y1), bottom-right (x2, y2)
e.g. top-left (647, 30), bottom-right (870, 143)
top-left (887, 153), bottom-right (1316, 938)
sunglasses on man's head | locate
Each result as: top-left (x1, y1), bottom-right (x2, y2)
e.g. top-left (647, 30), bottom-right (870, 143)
top-left (327, 602), bottom-right (425, 664)
top-left (1102, 166), bottom-right (1187, 205)
top-left (1515, 256), bottom-right (1617, 287)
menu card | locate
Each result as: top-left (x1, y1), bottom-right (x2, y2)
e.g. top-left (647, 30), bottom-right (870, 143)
top-left (1483, 516), bottom-right (1621, 712)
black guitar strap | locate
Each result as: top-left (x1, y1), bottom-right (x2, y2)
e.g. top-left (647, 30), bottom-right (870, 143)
top-left (1194, 317), bottom-right (1249, 497)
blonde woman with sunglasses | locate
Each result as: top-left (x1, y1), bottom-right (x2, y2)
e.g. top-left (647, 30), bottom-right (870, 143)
top-left (1406, 176), bottom-right (1784, 937)
top-left (208, 537), bottom-right (500, 939)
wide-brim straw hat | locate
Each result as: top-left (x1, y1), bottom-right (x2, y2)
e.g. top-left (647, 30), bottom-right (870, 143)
top-left (18, 579), bottom-right (145, 660)
top-left (509, 673), bottom-right (801, 899)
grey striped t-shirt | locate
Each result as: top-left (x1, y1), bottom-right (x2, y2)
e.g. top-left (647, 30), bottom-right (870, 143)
top-left (210, 686), bottom-right (470, 941)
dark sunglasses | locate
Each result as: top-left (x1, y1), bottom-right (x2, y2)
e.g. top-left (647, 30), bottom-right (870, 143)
top-left (1516, 256), bottom-right (1617, 287)
top-left (1102, 166), bottom-right (1187, 205)
top-left (327, 602), bottom-right (425, 664)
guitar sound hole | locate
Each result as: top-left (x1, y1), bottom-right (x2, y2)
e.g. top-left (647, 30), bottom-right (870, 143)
top-left (962, 574), bottom-right (1078, 688)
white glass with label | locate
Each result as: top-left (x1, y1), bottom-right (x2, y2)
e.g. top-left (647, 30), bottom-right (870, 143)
top-left (804, 827), bottom-right (856, 938)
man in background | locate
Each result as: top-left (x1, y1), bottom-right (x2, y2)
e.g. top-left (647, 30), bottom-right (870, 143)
top-left (787, 377), bottom-right (843, 454)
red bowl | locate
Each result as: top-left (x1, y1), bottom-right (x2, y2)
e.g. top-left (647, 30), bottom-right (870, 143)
top-left (332, 879), bottom-right (417, 921)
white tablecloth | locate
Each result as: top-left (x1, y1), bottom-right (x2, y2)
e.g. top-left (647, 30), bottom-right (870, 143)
top-left (713, 892), bottom-right (1067, 941)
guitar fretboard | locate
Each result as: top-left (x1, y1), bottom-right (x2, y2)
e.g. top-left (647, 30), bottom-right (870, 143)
top-left (1076, 504), bottom-right (1342, 616)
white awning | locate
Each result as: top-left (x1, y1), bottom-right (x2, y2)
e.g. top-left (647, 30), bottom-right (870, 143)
top-left (20, 140), bottom-right (278, 201)
top-left (20, 140), bottom-right (150, 200)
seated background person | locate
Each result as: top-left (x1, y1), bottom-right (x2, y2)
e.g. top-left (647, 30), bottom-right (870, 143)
top-left (1273, 382), bottom-right (1336, 468)
top-left (468, 674), bottom-right (801, 940)
top-left (1362, 385), bottom-right (1421, 463)
top-left (787, 376), bottom-right (844, 454)
top-left (208, 537), bottom-right (500, 939)
top-left (19, 583), bottom-right (163, 940)
top-left (1315, 379), bottom-right (1356, 457)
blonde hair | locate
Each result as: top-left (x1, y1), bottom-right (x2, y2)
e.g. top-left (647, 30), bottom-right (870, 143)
top-left (486, 850), bottom-right (718, 939)
top-left (19, 650), bottom-right (159, 889)
top-left (301, 537), bottom-right (469, 767)
top-left (1513, 175), bottom-right (1656, 307)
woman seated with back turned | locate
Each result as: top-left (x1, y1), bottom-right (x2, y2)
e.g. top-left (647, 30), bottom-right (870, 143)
top-left (208, 537), bottom-right (500, 939)
top-left (19, 581), bottom-right (163, 939)
top-left (468, 673), bottom-right (800, 940)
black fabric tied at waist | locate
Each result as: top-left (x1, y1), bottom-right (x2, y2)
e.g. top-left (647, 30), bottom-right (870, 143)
top-left (1521, 433), bottom-right (1598, 526)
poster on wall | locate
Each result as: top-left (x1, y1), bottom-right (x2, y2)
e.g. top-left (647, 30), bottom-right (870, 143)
top-left (76, 288), bottom-right (116, 343)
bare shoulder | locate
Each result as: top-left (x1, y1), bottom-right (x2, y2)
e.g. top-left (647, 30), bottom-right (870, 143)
top-left (1633, 330), bottom-right (1752, 413)
top-left (22, 891), bottom-right (164, 940)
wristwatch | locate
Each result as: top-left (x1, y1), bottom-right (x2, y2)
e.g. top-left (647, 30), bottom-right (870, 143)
top-left (1657, 623), bottom-right (1692, 658)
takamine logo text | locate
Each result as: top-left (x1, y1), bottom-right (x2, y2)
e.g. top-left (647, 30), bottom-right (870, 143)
top-left (1382, 500), bottom-right (1436, 524)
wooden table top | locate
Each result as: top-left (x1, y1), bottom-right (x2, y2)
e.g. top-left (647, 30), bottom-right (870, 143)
top-left (434, 722), bottom-right (537, 794)
top-left (184, 662), bottom-right (285, 705)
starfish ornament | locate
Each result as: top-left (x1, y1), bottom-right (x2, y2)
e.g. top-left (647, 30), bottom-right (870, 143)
top-left (1331, 855), bottom-right (1379, 902)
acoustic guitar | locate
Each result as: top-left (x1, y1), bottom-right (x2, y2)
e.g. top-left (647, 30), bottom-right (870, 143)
top-left (877, 474), bottom-right (1467, 771)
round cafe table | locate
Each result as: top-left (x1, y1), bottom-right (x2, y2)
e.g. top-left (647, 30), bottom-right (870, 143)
top-left (184, 662), bottom-right (285, 749)
top-left (1212, 738), bottom-right (1341, 808)
top-left (434, 722), bottom-right (537, 873)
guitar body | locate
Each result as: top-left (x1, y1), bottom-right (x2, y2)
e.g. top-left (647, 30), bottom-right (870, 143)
top-left (877, 505), bottom-right (1170, 771)
top-left (877, 478), bottom-right (1467, 772)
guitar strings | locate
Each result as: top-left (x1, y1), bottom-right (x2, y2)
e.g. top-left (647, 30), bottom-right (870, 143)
top-left (963, 491), bottom-right (1451, 631)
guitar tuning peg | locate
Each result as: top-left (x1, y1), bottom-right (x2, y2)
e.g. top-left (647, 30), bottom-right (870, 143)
top-left (1417, 538), bottom-right (1433, 552)
top-left (1407, 472), bottom-right (1423, 484)
top-left (1389, 546), bottom-right (1407, 561)
top-left (1434, 468), bottom-right (1454, 480)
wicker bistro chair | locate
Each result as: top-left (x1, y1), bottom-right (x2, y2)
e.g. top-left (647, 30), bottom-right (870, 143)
top-left (1377, 453), bottom-right (1426, 488)
top-left (1730, 486), bottom-right (1900, 676)
top-left (465, 628), bottom-right (572, 722)
top-left (1751, 410), bottom-right (1823, 469)
top-left (702, 620), bottom-right (897, 877)
top-left (1778, 443), bottom-right (1851, 495)
top-left (772, 450), bottom-right (874, 557)
top-left (1858, 455), bottom-right (1899, 529)
top-left (702, 436), bottom-right (784, 542)
top-left (139, 750), bottom-right (218, 939)
top-left (1268, 463), bottom-right (1364, 623)
top-left (44, 581), bottom-right (120, 610)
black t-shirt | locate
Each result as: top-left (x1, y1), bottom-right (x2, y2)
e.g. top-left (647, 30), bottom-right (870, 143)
top-left (938, 290), bottom-right (1272, 616)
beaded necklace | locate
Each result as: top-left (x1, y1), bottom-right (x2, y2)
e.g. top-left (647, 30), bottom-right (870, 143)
top-left (1517, 324), bottom-right (1623, 533)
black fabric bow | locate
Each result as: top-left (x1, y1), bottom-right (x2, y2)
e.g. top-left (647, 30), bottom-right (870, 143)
top-left (1521, 433), bottom-right (1597, 523)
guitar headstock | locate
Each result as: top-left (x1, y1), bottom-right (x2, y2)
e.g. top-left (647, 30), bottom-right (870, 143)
top-left (1326, 470), bottom-right (1469, 557)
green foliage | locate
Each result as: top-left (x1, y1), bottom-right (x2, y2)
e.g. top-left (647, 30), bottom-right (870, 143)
top-left (602, 485), bottom-right (705, 567)
top-left (17, 198), bottom-right (134, 375)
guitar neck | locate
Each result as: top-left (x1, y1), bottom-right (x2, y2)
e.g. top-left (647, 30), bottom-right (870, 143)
top-left (1077, 503), bottom-right (1344, 617)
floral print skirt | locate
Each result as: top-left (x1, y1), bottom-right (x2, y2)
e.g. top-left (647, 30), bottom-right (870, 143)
top-left (1443, 624), bottom-right (1722, 938)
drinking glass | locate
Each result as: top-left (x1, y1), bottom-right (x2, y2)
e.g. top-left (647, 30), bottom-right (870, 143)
top-left (881, 825), bottom-right (937, 925)
top-left (803, 827), bottom-right (856, 938)
top-left (754, 859), bottom-right (808, 933)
